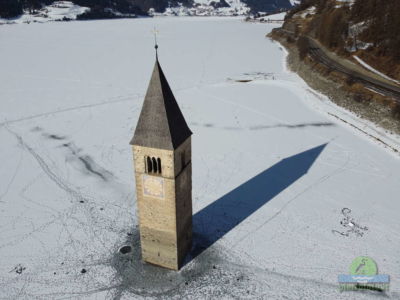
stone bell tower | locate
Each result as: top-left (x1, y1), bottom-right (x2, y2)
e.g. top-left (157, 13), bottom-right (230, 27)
top-left (130, 53), bottom-right (193, 270)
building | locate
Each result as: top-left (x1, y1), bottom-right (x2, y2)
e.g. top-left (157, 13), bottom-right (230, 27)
top-left (130, 55), bottom-right (193, 270)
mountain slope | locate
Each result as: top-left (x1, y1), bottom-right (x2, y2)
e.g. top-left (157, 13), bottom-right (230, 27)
top-left (242, 0), bottom-right (292, 13)
top-left (0, 0), bottom-right (295, 20)
top-left (284, 0), bottom-right (400, 81)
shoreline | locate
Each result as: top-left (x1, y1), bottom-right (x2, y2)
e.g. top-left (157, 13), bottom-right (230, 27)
top-left (269, 30), bottom-right (400, 156)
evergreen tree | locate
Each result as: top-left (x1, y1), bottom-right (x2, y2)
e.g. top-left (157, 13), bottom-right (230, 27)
top-left (0, 0), bottom-right (23, 18)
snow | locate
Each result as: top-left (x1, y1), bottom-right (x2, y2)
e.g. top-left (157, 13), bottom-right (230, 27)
top-left (354, 55), bottom-right (400, 85)
top-left (0, 0), bottom-right (249, 21)
top-left (159, 0), bottom-right (250, 16)
top-left (346, 22), bottom-right (372, 52)
top-left (294, 6), bottom-right (316, 18)
top-left (266, 12), bottom-right (286, 20)
top-left (0, 1), bottom-right (89, 25)
top-left (248, 12), bottom-right (286, 23)
top-left (336, 0), bottom-right (355, 7)
top-left (1, 16), bottom-right (400, 298)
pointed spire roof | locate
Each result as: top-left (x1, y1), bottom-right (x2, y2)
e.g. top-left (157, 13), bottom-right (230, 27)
top-left (130, 59), bottom-right (192, 150)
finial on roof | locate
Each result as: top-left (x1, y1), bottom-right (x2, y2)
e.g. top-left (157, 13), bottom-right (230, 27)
top-left (153, 27), bottom-right (159, 59)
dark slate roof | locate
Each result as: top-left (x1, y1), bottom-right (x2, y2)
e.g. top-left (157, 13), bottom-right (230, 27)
top-left (130, 59), bottom-right (192, 150)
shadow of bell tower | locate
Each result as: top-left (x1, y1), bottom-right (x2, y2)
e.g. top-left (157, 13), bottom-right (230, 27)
top-left (188, 143), bottom-right (327, 262)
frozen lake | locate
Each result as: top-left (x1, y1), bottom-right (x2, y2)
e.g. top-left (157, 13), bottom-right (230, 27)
top-left (1, 16), bottom-right (399, 299)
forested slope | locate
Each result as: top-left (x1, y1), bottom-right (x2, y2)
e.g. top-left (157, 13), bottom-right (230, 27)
top-left (286, 0), bottom-right (400, 80)
top-left (0, 0), bottom-right (294, 19)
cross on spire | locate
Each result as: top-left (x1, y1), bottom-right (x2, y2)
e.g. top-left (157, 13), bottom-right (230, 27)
top-left (153, 27), bottom-right (159, 59)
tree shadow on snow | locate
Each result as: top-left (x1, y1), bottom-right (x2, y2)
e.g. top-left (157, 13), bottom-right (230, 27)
top-left (187, 143), bottom-right (327, 264)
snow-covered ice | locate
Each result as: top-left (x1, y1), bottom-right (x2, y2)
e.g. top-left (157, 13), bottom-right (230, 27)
top-left (1, 17), bottom-right (400, 299)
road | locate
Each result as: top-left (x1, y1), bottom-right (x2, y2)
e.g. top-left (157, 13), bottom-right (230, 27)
top-left (273, 28), bottom-right (400, 102)
top-left (306, 38), bottom-right (400, 101)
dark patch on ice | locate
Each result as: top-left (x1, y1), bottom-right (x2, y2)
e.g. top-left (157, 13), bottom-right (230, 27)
top-left (332, 208), bottom-right (368, 237)
top-left (110, 229), bottom-right (253, 299)
top-left (44, 133), bottom-right (67, 140)
top-left (249, 122), bottom-right (335, 130)
top-left (222, 126), bottom-right (244, 131)
top-left (61, 142), bottom-right (112, 181)
top-left (78, 155), bottom-right (108, 181)
top-left (10, 264), bottom-right (26, 274)
top-left (81, 268), bottom-right (87, 274)
top-left (35, 129), bottom-right (67, 140)
top-left (118, 245), bottom-right (132, 254)
top-left (61, 142), bottom-right (81, 154)
top-left (230, 71), bottom-right (275, 82)
top-left (30, 126), bottom-right (42, 132)
top-left (191, 122), bottom-right (334, 131)
top-left (243, 71), bottom-right (274, 77)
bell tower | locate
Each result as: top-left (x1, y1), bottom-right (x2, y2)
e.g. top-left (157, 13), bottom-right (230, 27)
top-left (130, 54), bottom-right (193, 270)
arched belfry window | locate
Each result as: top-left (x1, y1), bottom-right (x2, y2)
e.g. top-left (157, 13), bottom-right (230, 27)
top-left (145, 156), bottom-right (162, 175)
top-left (152, 157), bottom-right (158, 173)
top-left (146, 156), bottom-right (152, 173)
top-left (157, 158), bottom-right (162, 174)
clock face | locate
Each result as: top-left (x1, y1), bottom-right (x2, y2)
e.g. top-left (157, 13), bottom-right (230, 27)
top-left (142, 174), bottom-right (164, 199)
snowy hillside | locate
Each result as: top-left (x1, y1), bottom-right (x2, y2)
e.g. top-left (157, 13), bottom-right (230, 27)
top-left (1, 16), bottom-right (400, 298)
top-left (0, 0), bottom-right (294, 22)
top-left (0, 1), bottom-right (89, 25)
top-left (286, 0), bottom-right (400, 82)
top-left (162, 0), bottom-right (250, 16)
top-left (155, 0), bottom-right (293, 15)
